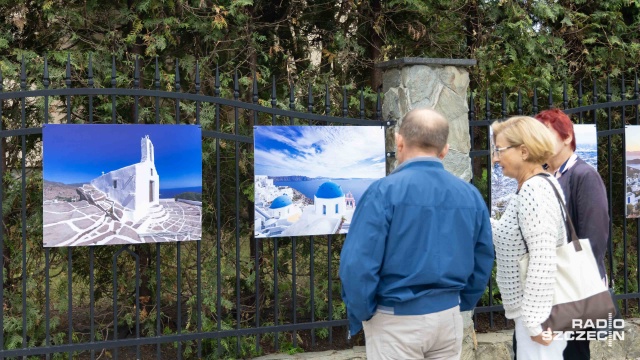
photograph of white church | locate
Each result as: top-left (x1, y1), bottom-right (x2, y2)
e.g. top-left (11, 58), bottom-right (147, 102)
top-left (626, 126), bottom-right (640, 218)
top-left (43, 124), bottom-right (202, 247)
top-left (253, 125), bottom-right (386, 238)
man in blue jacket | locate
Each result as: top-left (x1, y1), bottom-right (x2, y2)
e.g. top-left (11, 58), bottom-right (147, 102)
top-left (339, 108), bottom-right (494, 359)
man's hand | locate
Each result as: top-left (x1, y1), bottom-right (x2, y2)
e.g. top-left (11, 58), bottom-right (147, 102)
top-left (531, 327), bottom-right (554, 346)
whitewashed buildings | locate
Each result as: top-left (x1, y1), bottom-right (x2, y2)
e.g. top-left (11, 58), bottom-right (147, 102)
top-left (90, 135), bottom-right (160, 222)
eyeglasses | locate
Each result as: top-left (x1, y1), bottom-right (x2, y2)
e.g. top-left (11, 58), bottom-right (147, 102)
top-left (492, 145), bottom-right (518, 158)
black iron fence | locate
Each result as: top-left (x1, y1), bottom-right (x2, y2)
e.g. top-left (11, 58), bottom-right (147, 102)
top-left (2, 53), bottom-right (640, 359)
top-left (470, 77), bottom-right (640, 328)
top-left (0, 55), bottom-right (389, 359)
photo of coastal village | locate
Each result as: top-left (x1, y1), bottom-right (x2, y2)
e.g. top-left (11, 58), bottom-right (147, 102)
top-left (253, 126), bottom-right (386, 238)
top-left (43, 124), bottom-right (202, 247)
top-left (626, 126), bottom-right (640, 218)
top-left (491, 123), bottom-right (597, 218)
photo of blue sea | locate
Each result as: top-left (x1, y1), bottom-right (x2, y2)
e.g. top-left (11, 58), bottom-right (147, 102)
top-left (274, 178), bottom-right (375, 204)
top-left (159, 186), bottom-right (203, 199)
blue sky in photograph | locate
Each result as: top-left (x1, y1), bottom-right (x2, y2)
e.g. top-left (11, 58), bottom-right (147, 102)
top-left (44, 124), bottom-right (202, 189)
top-left (254, 126), bottom-right (386, 178)
top-left (574, 124), bottom-right (597, 146)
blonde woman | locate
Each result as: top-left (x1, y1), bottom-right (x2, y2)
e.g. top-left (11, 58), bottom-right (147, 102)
top-left (491, 116), bottom-right (568, 359)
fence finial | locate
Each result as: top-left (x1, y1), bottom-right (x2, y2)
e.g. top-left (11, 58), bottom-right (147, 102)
top-left (111, 56), bottom-right (117, 88)
top-left (252, 72), bottom-right (258, 104)
top-left (325, 84), bottom-right (330, 116)
top-left (175, 59), bottom-right (181, 91)
top-left (214, 64), bottom-right (220, 97)
top-left (154, 57), bottom-right (160, 90)
top-left (88, 54), bottom-right (94, 88)
top-left (21, 55), bottom-right (27, 90)
top-left (195, 61), bottom-right (201, 94)
top-left (342, 87), bottom-right (348, 117)
top-left (134, 55), bottom-right (140, 89)
top-left (43, 55), bottom-right (50, 89)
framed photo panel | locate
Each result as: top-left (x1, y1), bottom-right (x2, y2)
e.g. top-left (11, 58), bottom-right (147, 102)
top-left (43, 124), bottom-right (202, 247)
top-left (253, 126), bottom-right (386, 238)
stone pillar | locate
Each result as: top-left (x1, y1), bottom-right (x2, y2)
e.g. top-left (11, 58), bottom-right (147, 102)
top-left (376, 57), bottom-right (476, 181)
top-left (378, 58), bottom-right (478, 359)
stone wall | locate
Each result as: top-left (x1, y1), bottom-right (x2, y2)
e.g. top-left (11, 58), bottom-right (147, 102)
top-left (255, 318), bottom-right (640, 359)
top-left (376, 58), bottom-right (475, 180)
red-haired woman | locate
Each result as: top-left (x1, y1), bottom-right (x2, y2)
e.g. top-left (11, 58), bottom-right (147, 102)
top-left (535, 109), bottom-right (609, 360)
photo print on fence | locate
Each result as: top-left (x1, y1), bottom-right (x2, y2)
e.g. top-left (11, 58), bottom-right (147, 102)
top-left (43, 124), bottom-right (203, 247)
top-left (626, 126), bottom-right (640, 218)
top-left (491, 124), bottom-right (597, 219)
top-left (253, 125), bottom-right (386, 238)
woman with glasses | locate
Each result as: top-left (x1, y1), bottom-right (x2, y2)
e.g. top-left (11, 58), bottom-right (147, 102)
top-left (490, 116), bottom-right (568, 359)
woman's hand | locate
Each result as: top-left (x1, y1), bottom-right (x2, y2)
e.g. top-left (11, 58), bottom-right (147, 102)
top-left (530, 327), bottom-right (554, 346)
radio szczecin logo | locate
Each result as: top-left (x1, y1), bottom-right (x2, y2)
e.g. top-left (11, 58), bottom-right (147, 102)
top-left (542, 315), bottom-right (624, 346)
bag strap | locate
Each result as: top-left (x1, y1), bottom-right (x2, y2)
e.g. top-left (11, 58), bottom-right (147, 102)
top-left (538, 174), bottom-right (582, 252)
top-left (516, 173), bottom-right (581, 253)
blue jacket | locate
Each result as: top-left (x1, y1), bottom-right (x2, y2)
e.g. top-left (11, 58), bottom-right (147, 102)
top-left (339, 157), bottom-right (494, 337)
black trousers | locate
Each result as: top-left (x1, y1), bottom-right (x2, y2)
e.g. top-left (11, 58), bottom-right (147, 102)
top-left (512, 330), bottom-right (590, 360)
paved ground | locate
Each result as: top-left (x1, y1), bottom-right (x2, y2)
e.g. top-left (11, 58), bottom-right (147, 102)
top-left (43, 186), bottom-right (201, 247)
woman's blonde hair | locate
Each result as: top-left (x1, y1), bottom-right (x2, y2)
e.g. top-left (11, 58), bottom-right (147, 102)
top-left (491, 116), bottom-right (555, 164)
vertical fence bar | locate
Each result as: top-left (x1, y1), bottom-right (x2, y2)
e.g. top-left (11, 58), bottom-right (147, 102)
top-left (135, 252), bottom-right (141, 360)
top-left (604, 77), bottom-right (615, 287)
top-left (154, 57), bottom-right (162, 360)
top-left (88, 54), bottom-right (94, 124)
top-left (134, 56), bottom-right (139, 124)
top-left (484, 89), bottom-right (494, 328)
top-left (342, 87), bottom-right (348, 118)
top-left (563, 81), bottom-right (568, 110)
top-left (292, 234), bottom-right (297, 349)
top-left (42, 56), bottom-right (51, 360)
top-left (578, 80), bottom-right (583, 124)
top-left (252, 73), bottom-right (261, 354)
top-left (89, 247), bottom-right (95, 360)
top-left (234, 69), bottom-right (242, 355)
top-left (0, 67), bottom-right (4, 358)
top-left (194, 61), bottom-right (203, 360)
top-left (177, 241), bottom-right (182, 360)
top-left (290, 83), bottom-right (295, 125)
top-left (517, 90), bottom-right (522, 115)
top-left (271, 75), bottom-right (279, 350)
top-left (635, 73), bottom-right (640, 309)
top-left (621, 75), bottom-right (628, 314)
top-left (271, 76), bottom-right (277, 125)
top-left (111, 56), bottom-right (117, 124)
top-left (175, 59), bottom-right (181, 124)
top-left (175, 61), bottom-right (183, 360)
top-left (501, 90), bottom-right (506, 120)
top-left (360, 88), bottom-right (365, 119)
top-left (155, 244), bottom-right (161, 360)
top-left (155, 57), bottom-right (160, 124)
top-left (113, 252), bottom-right (119, 360)
top-left (65, 54), bottom-right (71, 123)
top-left (307, 84), bottom-right (316, 348)
top-left (325, 85), bottom-right (333, 344)
top-left (20, 55), bottom-right (29, 354)
top-left (214, 65), bottom-right (223, 357)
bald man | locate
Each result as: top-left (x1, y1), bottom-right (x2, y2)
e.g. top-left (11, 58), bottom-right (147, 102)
top-left (339, 108), bottom-right (494, 359)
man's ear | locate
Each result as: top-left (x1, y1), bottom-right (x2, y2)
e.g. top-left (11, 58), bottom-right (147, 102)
top-left (438, 144), bottom-right (450, 160)
top-left (396, 133), bottom-right (404, 152)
